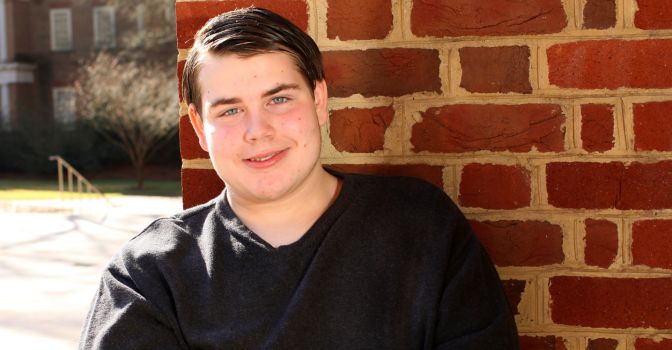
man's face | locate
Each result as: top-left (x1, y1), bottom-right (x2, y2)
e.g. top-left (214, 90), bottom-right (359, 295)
top-left (188, 52), bottom-right (329, 204)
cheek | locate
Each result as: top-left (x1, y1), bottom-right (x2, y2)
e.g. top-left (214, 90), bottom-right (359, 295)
top-left (283, 112), bottom-right (320, 135)
top-left (207, 126), bottom-right (239, 152)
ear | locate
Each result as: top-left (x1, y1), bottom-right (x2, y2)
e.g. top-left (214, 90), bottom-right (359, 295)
top-left (313, 80), bottom-right (329, 126)
top-left (188, 103), bottom-right (209, 152)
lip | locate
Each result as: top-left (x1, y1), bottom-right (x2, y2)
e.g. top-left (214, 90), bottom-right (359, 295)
top-left (243, 148), bottom-right (288, 169)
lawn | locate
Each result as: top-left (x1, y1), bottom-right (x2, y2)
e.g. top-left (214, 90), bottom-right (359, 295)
top-left (0, 179), bottom-right (182, 200)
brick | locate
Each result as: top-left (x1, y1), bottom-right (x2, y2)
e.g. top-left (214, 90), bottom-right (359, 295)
top-left (635, 0), bottom-right (672, 29)
top-left (459, 46), bottom-right (532, 94)
top-left (547, 39), bottom-right (672, 89)
top-left (549, 276), bottom-right (672, 328)
top-left (470, 220), bottom-right (564, 267)
top-left (632, 220), bottom-right (672, 269)
top-left (548, 161), bottom-right (672, 210)
top-left (181, 168), bottom-right (224, 209)
top-left (411, 0), bottom-right (567, 37)
top-left (519, 335), bottom-right (568, 350)
top-left (587, 338), bottom-right (619, 350)
top-left (175, 1), bottom-right (309, 49)
top-left (547, 161), bottom-right (672, 210)
top-left (502, 279), bottom-right (526, 315)
top-left (325, 164), bottom-right (444, 189)
top-left (49, 2), bottom-right (73, 9)
top-left (635, 338), bottom-right (672, 350)
top-left (411, 104), bottom-right (565, 153)
top-left (459, 164), bottom-right (531, 209)
top-left (583, 0), bottom-right (617, 29)
top-left (546, 162), bottom-right (623, 209)
top-left (634, 101), bottom-right (672, 151)
top-left (180, 115), bottom-right (210, 159)
top-left (179, 115), bottom-right (209, 160)
top-left (581, 104), bottom-right (615, 152)
top-left (326, 0), bottom-right (392, 40)
top-left (584, 219), bottom-right (618, 268)
top-left (323, 49), bottom-right (441, 98)
top-left (329, 107), bottom-right (394, 153)
top-left (619, 161), bottom-right (672, 209)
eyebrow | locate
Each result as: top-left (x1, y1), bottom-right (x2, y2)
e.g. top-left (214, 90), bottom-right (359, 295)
top-left (261, 83), bottom-right (300, 98)
top-left (208, 83), bottom-right (301, 110)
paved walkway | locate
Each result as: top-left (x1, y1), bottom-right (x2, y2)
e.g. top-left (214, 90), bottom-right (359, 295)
top-left (0, 196), bottom-right (182, 349)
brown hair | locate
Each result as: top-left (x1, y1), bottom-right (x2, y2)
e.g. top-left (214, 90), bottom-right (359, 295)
top-left (181, 7), bottom-right (325, 114)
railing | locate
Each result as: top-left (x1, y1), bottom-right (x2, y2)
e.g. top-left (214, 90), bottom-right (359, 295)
top-left (49, 155), bottom-right (110, 221)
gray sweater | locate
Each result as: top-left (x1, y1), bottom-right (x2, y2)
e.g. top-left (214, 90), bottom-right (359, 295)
top-left (79, 172), bottom-right (519, 349)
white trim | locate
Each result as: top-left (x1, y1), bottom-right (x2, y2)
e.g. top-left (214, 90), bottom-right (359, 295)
top-left (0, 0), bottom-right (8, 61)
top-left (93, 6), bottom-right (116, 49)
top-left (136, 4), bottom-right (145, 33)
top-left (164, 5), bottom-right (173, 21)
top-left (1, 84), bottom-right (10, 130)
top-left (50, 8), bottom-right (72, 51)
top-left (0, 62), bottom-right (35, 84)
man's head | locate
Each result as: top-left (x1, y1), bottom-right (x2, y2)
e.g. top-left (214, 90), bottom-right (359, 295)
top-left (185, 7), bottom-right (332, 205)
top-left (182, 7), bottom-right (325, 115)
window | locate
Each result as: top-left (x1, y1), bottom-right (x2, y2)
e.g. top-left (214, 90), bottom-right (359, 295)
top-left (1, 85), bottom-right (9, 130)
top-left (164, 5), bottom-right (174, 22)
top-left (93, 6), bottom-right (116, 49)
top-left (136, 4), bottom-right (145, 43)
top-left (50, 8), bottom-right (72, 51)
top-left (53, 87), bottom-right (76, 124)
top-left (136, 4), bottom-right (145, 31)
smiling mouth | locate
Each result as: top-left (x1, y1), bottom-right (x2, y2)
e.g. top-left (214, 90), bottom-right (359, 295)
top-left (248, 153), bottom-right (277, 162)
top-left (245, 149), bottom-right (286, 163)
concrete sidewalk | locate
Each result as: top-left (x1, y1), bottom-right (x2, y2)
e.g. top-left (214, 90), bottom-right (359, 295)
top-left (0, 196), bottom-right (182, 349)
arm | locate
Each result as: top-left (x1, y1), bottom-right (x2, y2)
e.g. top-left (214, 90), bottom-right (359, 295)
top-left (79, 253), bottom-right (188, 350)
top-left (433, 211), bottom-right (520, 350)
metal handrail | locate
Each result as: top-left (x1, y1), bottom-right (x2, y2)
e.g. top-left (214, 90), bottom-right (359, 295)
top-left (49, 155), bottom-right (110, 220)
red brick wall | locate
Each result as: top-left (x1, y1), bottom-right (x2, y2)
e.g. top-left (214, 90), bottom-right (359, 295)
top-left (176, 1), bottom-right (672, 348)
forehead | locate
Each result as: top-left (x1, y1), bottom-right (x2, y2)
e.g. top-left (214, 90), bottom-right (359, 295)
top-left (198, 51), bottom-right (304, 88)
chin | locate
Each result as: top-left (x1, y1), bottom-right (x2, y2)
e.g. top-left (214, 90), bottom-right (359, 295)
top-left (245, 178), bottom-right (294, 200)
top-left (247, 186), bottom-right (292, 202)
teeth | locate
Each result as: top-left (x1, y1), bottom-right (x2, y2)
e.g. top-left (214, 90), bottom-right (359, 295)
top-left (249, 153), bottom-right (276, 162)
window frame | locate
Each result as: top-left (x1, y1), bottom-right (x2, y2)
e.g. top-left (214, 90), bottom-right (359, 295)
top-left (52, 87), bottom-right (76, 125)
top-left (0, 85), bottom-right (10, 130)
top-left (93, 6), bottom-right (116, 49)
top-left (50, 8), bottom-right (73, 52)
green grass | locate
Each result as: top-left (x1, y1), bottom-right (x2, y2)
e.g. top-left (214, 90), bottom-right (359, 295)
top-left (0, 179), bottom-right (182, 200)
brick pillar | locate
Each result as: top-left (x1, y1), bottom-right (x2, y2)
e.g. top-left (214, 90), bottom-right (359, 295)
top-left (176, 1), bottom-right (672, 347)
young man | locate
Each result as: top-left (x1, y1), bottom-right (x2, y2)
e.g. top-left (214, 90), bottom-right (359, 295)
top-left (79, 8), bottom-right (519, 349)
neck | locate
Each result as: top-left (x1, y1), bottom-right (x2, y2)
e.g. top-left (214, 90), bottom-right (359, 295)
top-left (226, 166), bottom-right (340, 247)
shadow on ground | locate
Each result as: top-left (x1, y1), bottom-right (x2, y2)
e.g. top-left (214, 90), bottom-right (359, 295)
top-left (0, 196), bottom-right (182, 349)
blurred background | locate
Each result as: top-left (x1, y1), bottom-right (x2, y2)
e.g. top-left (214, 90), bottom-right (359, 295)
top-left (0, 0), bottom-right (182, 347)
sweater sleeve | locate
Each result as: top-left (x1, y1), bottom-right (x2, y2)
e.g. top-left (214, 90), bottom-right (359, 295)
top-left (433, 206), bottom-right (520, 350)
top-left (78, 248), bottom-right (188, 350)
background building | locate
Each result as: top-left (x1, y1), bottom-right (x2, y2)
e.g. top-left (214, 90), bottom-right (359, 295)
top-left (0, 0), bottom-right (175, 130)
top-left (0, 0), bottom-right (178, 176)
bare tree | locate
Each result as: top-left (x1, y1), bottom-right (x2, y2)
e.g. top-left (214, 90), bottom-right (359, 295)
top-left (75, 53), bottom-right (178, 189)
top-left (74, 0), bottom-right (178, 189)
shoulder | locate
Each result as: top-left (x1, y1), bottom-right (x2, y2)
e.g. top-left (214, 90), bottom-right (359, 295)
top-left (345, 172), bottom-right (459, 216)
top-left (338, 172), bottom-right (472, 247)
top-left (113, 197), bottom-right (220, 273)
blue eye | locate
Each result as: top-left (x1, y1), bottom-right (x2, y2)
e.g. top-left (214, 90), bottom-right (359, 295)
top-left (270, 96), bottom-right (288, 104)
top-left (223, 108), bottom-right (240, 116)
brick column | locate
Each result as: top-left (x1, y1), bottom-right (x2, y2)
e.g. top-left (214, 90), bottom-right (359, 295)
top-left (176, 1), bottom-right (672, 348)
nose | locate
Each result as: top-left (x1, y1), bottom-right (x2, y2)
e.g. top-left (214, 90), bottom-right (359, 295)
top-left (243, 109), bottom-right (274, 142)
